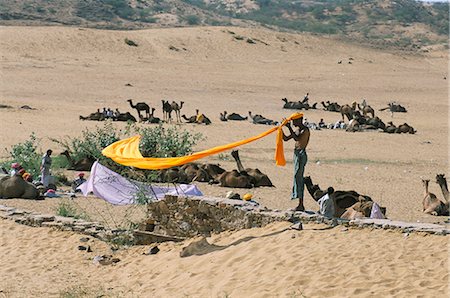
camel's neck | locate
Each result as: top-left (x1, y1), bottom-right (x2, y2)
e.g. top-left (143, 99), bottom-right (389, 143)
top-left (128, 101), bottom-right (135, 108)
top-left (304, 178), bottom-right (320, 201)
top-left (232, 153), bottom-right (245, 173)
top-left (424, 181), bottom-right (429, 195)
top-left (63, 153), bottom-right (74, 166)
top-left (438, 179), bottom-right (449, 202)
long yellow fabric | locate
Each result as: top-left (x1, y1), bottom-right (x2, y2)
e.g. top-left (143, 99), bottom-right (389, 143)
top-left (102, 112), bottom-right (303, 170)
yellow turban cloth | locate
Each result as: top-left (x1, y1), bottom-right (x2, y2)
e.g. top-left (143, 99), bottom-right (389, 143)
top-left (102, 112), bottom-right (303, 170)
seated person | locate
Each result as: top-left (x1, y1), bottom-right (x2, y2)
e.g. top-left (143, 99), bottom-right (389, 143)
top-left (72, 172), bottom-right (87, 192)
top-left (10, 163), bottom-right (23, 176)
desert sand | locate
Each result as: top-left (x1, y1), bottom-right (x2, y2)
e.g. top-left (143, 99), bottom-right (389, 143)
top-left (0, 25), bottom-right (448, 297)
top-left (0, 219), bottom-right (448, 297)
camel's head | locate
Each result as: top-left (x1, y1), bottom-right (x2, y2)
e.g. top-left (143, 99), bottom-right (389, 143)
top-left (282, 98), bottom-right (288, 103)
top-left (127, 99), bottom-right (132, 103)
top-left (422, 179), bottom-right (430, 186)
top-left (60, 150), bottom-right (69, 156)
top-left (436, 174), bottom-right (447, 185)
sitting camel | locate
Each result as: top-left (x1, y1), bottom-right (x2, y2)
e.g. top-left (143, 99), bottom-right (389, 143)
top-left (422, 178), bottom-right (448, 216)
top-left (231, 150), bottom-right (273, 187)
top-left (224, 111), bottom-right (247, 121)
top-left (147, 108), bottom-right (161, 124)
top-left (219, 112), bottom-right (228, 121)
top-left (396, 123), bottom-right (416, 134)
top-left (304, 176), bottom-right (379, 218)
top-left (384, 121), bottom-right (397, 134)
top-left (182, 109), bottom-right (211, 125)
top-left (358, 103), bottom-right (375, 118)
top-left (116, 112), bottom-right (137, 122)
top-left (282, 98), bottom-right (311, 110)
top-left (248, 111), bottom-right (278, 126)
top-left (321, 101), bottom-right (341, 112)
top-left (0, 174), bottom-right (39, 199)
top-left (379, 102), bottom-right (407, 113)
top-left (60, 150), bottom-right (95, 171)
top-left (79, 111), bottom-right (105, 121)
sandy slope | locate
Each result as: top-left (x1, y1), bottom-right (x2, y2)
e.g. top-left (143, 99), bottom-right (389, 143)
top-left (0, 26), bottom-right (448, 223)
top-left (0, 218), bottom-right (448, 297)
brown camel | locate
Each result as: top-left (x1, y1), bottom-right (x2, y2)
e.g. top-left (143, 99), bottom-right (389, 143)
top-left (225, 111), bottom-right (247, 121)
top-left (116, 112), bottom-right (137, 122)
top-left (127, 99), bottom-right (150, 120)
top-left (340, 102), bottom-right (357, 122)
top-left (171, 101), bottom-right (185, 123)
top-left (162, 100), bottom-right (173, 122)
top-left (158, 167), bottom-right (189, 184)
top-left (231, 150), bottom-right (273, 187)
top-left (358, 103), bottom-right (375, 118)
top-left (79, 111), bottom-right (105, 121)
top-left (0, 174), bottom-right (39, 199)
top-left (321, 101), bottom-right (341, 112)
top-left (384, 121), bottom-right (397, 134)
top-left (304, 176), bottom-right (377, 218)
top-left (182, 109), bottom-right (199, 123)
top-left (60, 150), bottom-right (95, 171)
top-left (181, 163), bottom-right (211, 183)
top-left (422, 179), bottom-right (447, 216)
top-left (396, 123), bottom-right (416, 134)
top-left (146, 108), bottom-right (160, 123)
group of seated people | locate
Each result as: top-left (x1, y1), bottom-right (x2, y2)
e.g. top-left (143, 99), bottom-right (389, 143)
top-left (303, 118), bottom-right (347, 130)
top-left (9, 163), bottom-right (33, 182)
top-left (101, 107), bottom-right (121, 119)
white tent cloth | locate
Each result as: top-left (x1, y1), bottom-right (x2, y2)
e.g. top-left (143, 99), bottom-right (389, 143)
top-left (77, 161), bottom-right (203, 205)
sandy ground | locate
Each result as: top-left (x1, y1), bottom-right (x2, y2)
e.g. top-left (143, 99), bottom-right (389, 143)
top-left (0, 219), bottom-right (448, 298)
top-left (0, 25), bottom-right (448, 223)
top-left (0, 25), bottom-right (448, 297)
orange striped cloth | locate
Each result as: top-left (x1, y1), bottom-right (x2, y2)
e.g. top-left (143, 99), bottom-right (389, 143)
top-left (102, 112), bottom-right (303, 170)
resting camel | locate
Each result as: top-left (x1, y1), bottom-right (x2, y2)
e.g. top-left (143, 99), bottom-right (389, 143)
top-left (384, 121), bottom-right (397, 134)
top-left (224, 111), bottom-right (247, 121)
top-left (158, 167), bottom-right (189, 184)
top-left (182, 110), bottom-right (211, 125)
top-left (116, 112), bottom-right (137, 122)
top-left (379, 103), bottom-right (407, 113)
top-left (127, 99), bottom-right (150, 120)
top-left (0, 174), bottom-right (39, 199)
top-left (171, 101), bottom-right (184, 123)
top-left (79, 111), bottom-right (105, 121)
top-left (304, 176), bottom-right (379, 218)
top-left (321, 101), bottom-right (341, 112)
top-left (422, 178), bottom-right (448, 216)
top-left (248, 111), bottom-right (278, 126)
top-left (396, 123), bottom-right (416, 134)
top-left (358, 103), bottom-right (375, 118)
top-left (162, 100), bottom-right (173, 122)
top-left (182, 109), bottom-right (199, 123)
top-left (282, 98), bottom-right (310, 110)
top-left (231, 150), bottom-right (273, 187)
top-left (60, 150), bottom-right (95, 171)
top-left (219, 112), bottom-right (228, 121)
top-left (181, 163), bottom-right (211, 183)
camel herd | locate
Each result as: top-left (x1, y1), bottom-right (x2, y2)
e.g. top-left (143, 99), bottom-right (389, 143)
top-left (281, 97), bottom-right (415, 134)
top-left (158, 150), bottom-right (273, 188)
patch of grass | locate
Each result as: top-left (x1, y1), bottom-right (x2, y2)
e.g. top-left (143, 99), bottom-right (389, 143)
top-left (56, 201), bottom-right (89, 220)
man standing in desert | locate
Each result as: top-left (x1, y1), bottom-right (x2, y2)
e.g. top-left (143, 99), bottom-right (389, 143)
top-left (282, 116), bottom-right (310, 211)
top-left (41, 149), bottom-right (52, 188)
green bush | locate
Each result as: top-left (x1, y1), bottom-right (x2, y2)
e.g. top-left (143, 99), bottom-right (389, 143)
top-left (5, 133), bottom-right (42, 177)
top-left (186, 15), bottom-right (200, 25)
top-left (56, 201), bottom-right (89, 220)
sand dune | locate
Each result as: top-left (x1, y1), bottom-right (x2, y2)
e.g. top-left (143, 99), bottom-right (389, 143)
top-left (0, 219), bottom-right (448, 297)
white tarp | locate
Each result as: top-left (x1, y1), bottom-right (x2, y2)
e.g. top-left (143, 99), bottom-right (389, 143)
top-left (77, 161), bottom-right (203, 205)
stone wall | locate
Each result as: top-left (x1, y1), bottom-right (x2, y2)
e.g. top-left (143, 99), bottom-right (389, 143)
top-left (147, 195), bottom-right (289, 237)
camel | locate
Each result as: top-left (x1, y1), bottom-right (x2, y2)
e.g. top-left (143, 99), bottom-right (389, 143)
top-left (384, 121), bottom-right (397, 134)
top-left (231, 150), bottom-right (273, 187)
top-left (436, 174), bottom-right (449, 204)
top-left (340, 102), bottom-right (357, 122)
top-left (321, 101), bottom-right (341, 112)
top-left (147, 108), bottom-right (160, 123)
top-left (60, 150), bottom-right (95, 171)
top-left (158, 167), bottom-right (189, 184)
top-left (0, 174), bottom-right (39, 199)
top-left (162, 100), bottom-right (173, 122)
top-left (182, 109), bottom-right (199, 123)
top-left (225, 111), bottom-right (247, 121)
top-left (364, 116), bottom-right (386, 130)
top-left (171, 101), bottom-right (184, 123)
top-left (181, 163), bottom-right (211, 183)
top-left (79, 111), bottom-right (105, 121)
top-left (282, 98), bottom-right (310, 110)
top-left (127, 99), bottom-right (150, 120)
top-left (304, 176), bottom-right (376, 218)
top-left (115, 112), bottom-right (137, 122)
top-left (358, 103), bottom-right (375, 118)
top-left (379, 103), bottom-right (407, 113)
top-left (396, 123), bottom-right (416, 134)
top-left (422, 179), bottom-right (448, 216)
top-left (248, 111), bottom-right (278, 126)
top-left (219, 112), bottom-right (228, 121)
top-left (182, 110), bottom-right (211, 125)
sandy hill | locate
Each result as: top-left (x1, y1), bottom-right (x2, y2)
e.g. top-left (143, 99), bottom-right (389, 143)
top-left (0, 0), bottom-right (448, 50)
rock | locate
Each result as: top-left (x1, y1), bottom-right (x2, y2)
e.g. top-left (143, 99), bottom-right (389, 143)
top-left (148, 246), bottom-right (160, 255)
top-left (290, 222), bottom-right (303, 231)
top-left (80, 237), bottom-right (90, 242)
top-left (78, 245), bottom-right (87, 251)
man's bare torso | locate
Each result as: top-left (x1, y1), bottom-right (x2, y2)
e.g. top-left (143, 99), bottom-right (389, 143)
top-left (295, 127), bottom-right (310, 150)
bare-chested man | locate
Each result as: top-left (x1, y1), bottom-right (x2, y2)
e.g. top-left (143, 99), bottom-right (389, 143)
top-left (282, 116), bottom-right (310, 211)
